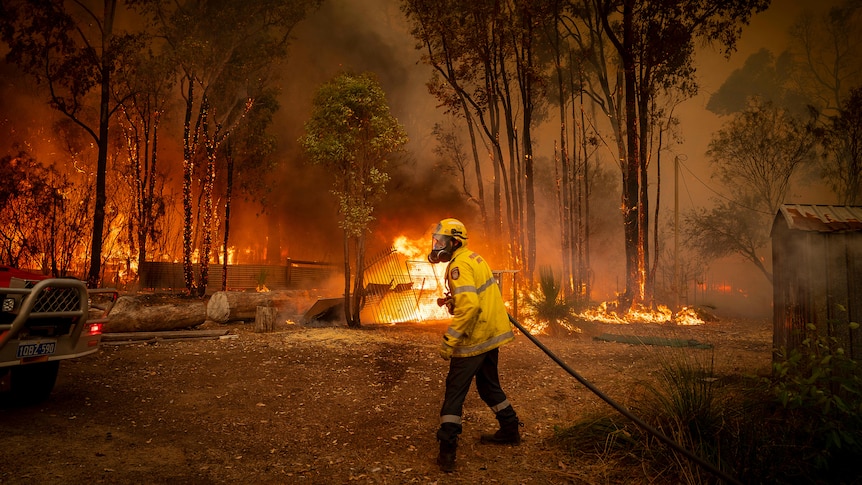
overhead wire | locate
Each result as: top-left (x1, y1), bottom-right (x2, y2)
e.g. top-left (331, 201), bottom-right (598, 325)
top-left (676, 156), bottom-right (698, 210)
top-left (676, 159), bottom-right (772, 215)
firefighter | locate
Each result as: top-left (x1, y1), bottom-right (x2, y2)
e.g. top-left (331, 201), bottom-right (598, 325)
top-left (427, 218), bottom-right (522, 473)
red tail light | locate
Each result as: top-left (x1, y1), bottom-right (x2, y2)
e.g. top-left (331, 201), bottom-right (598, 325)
top-left (87, 322), bottom-right (103, 336)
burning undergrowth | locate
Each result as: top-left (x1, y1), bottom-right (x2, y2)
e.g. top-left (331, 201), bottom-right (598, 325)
top-left (362, 235), bottom-right (710, 332)
top-left (579, 302), bottom-right (709, 326)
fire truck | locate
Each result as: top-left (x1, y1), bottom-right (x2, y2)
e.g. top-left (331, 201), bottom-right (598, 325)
top-left (0, 266), bottom-right (117, 405)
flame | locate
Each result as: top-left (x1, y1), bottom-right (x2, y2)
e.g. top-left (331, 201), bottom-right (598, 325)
top-left (579, 301), bottom-right (704, 326)
top-left (404, 259), bottom-right (451, 321)
top-left (673, 306), bottom-right (705, 326)
top-left (716, 284), bottom-right (733, 293)
top-left (362, 235), bottom-right (450, 324)
top-left (393, 235), bottom-right (426, 260)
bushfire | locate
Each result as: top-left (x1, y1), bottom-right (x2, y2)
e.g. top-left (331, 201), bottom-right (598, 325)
top-left (579, 302), bottom-right (705, 326)
top-left (375, 236), bottom-right (704, 330)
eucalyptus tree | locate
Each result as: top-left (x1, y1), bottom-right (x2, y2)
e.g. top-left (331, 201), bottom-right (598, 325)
top-left (402, 0), bottom-right (553, 277)
top-left (788, 1), bottom-right (862, 205)
top-left (138, 0), bottom-right (321, 295)
top-left (543, 0), bottom-right (606, 302)
top-left (402, 0), bottom-right (510, 250)
top-left (0, 0), bottom-right (145, 287)
top-left (218, 85), bottom-right (282, 290)
top-left (569, 0), bottom-right (770, 309)
top-left (685, 98), bottom-right (816, 283)
top-left (788, 0), bottom-right (862, 117)
top-left (0, 152), bottom-right (58, 268)
top-left (301, 72), bottom-right (408, 328)
top-left (0, 151), bottom-right (90, 275)
top-left (112, 49), bottom-right (174, 282)
top-left (817, 86), bottom-right (862, 205)
top-left (709, 1), bottom-right (862, 205)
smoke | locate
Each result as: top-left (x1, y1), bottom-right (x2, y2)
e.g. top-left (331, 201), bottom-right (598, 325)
top-left (233, 0), bottom-right (462, 263)
top-left (2, 0), bottom-right (845, 318)
top-left (0, 62), bottom-right (66, 162)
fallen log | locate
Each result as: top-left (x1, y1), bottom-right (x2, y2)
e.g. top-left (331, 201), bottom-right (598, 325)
top-left (105, 295), bottom-right (207, 333)
top-left (206, 290), bottom-right (320, 324)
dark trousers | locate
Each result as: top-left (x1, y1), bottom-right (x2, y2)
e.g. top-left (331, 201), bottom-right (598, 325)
top-left (437, 347), bottom-right (512, 443)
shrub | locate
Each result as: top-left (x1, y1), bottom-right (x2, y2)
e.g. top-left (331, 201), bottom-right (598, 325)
top-left (552, 322), bottom-right (862, 483)
top-left (769, 322), bottom-right (862, 480)
top-left (525, 266), bottom-right (572, 336)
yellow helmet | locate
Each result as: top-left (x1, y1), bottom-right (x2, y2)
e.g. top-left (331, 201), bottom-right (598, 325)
top-left (432, 218), bottom-right (468, 242)
top-left (428, 218), bottom-right (468, 264)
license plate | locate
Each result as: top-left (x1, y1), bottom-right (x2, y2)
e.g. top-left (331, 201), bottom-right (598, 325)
top-left (16, 341), bottom-right (57, 359)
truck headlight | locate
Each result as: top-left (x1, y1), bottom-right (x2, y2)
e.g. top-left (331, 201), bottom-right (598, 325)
top-left (2, 297), bottom-right (13, 312)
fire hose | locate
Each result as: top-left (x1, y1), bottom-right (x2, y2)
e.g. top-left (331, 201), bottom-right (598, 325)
top-left (507, 314), bottom-right (743, 485)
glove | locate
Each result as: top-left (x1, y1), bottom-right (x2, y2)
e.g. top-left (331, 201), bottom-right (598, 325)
top-left (437, 295), bottom-right (455, 315)
top-left (439, 342), bottom-right (454, 360)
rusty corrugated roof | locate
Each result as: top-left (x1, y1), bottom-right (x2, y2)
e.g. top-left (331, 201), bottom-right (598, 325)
top-left (776, 204), bottom-right (862, 232)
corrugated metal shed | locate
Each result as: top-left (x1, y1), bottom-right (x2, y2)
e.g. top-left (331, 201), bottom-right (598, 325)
top-left (772, 204), bottom-right (862, 360)
top-left (774, 204), bottom-right (862, 233)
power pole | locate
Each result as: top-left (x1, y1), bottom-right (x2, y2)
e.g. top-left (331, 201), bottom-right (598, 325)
top-left (673, 155), bottom-right (679, 315)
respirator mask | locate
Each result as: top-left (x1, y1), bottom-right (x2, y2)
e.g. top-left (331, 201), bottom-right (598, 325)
top-left (428, 234), bottom-right (456, 264)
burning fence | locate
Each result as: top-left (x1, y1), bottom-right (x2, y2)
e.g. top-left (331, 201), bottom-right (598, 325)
top-left (359, 243), bottom-right (451, 324)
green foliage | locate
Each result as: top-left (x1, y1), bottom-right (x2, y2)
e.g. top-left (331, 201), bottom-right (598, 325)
top-left (640, 350), bottom-right (730, 476)
top-left (255, 269), bottom-right (268, 287)
top-left (770, 322), bottom-right (862, 474)
top-left (685, 98), bottom-right (817, 283)
top-left (300, 72), bottom-right (407, 326)
top-left (300, 72), bottom-right (407, 238)
top-left (552, 321), bottom-right (862, 483)
top-left (552, 349), bottom-right (747, 482)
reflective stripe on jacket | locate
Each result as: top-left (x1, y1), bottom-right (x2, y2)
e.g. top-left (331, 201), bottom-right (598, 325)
top-left (442, 247), bottom-right (514, 357)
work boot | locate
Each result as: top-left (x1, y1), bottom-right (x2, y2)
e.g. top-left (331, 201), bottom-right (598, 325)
top-left (437, 439), bottom-right (457, 472)
top-left (480, 419), bottom-right (523, 444)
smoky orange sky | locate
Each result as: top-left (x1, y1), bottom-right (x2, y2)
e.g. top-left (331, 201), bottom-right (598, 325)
top-left (0, 0), bottom-right (844, 316)
top-left (246, 0), bottom-right (840, 317)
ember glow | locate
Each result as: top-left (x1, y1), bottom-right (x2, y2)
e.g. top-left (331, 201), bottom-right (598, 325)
top-left (579, 301), bottom-right (705, 326)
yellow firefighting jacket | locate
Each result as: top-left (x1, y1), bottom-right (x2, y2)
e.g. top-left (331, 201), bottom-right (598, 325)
top-left (442, 246), bottom-right (514, 357)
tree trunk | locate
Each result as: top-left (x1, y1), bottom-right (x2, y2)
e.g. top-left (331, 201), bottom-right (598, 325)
top-left (206, 290), bottom-right (316, 324)
top-left (343, 228), bottom-right (353, 327)
top-left (105, 296), bottom-right (207, 333)
top-left (86, 0), bottom-right (117, 289)
top-left (349, 234), bottom-right (365, 328)
top-left (222, 140), bottom-right (234, 291)
top-left (199, 96), bottom-right (214, 297)
top-left (182, 79), bottom-right (197, 294)
top-left (621, 0), bottom-right (641, 309)
top-left (254, 306), bottom-right (277, 333)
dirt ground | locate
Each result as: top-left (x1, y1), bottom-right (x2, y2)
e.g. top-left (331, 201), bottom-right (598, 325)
top-left (0, 315), bottom-right (772, 484)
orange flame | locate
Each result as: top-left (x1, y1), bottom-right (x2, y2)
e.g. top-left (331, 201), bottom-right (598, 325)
top-left (579, 302), bottom-right (704, 326)
top-left (393, 235), bottom-right (426, 260)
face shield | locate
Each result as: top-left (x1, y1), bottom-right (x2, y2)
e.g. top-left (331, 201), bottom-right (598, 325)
top-left (432, 234), bottom-right (449, 251)
top-left (428, 234), bottom-right (455, 264)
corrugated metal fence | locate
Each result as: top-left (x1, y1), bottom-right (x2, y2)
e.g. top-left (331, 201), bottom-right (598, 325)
top-left (139, 259), bottom-right (337, 292)
top-left (360, 248), bottom-right (450, 324)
